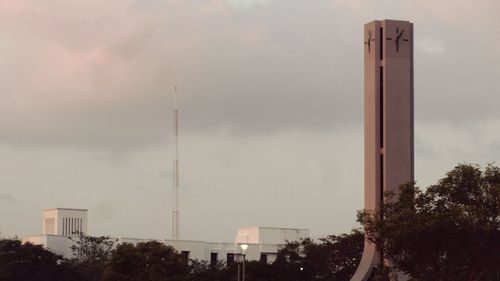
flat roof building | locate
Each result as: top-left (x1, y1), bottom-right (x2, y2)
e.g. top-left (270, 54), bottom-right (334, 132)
top-left (24, 208), bottom-right (309, 264)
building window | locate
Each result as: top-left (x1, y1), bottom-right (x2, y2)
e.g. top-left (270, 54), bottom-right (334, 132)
top-left (226, 253), bottom-right (235, 265)
top-left (260, 254), bottom-right (268, 263)
top-left (181, 251), bottom-right (190, 264)
top-left (210, 253), bottom-right (218, 266)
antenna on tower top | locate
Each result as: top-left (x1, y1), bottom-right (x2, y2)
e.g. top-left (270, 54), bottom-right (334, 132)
top-left (172, 86), bottom-right (180, 247)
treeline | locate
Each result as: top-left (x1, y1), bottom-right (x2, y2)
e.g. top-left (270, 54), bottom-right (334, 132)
top-left (0, 164), bottom-right (499, 281)
top-left (0, 230), bottom-right (363, 281)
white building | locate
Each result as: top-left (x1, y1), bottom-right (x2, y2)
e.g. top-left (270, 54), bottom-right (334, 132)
top-left (23, 208), bottom-right (309, 264)
top-left (42, 208), bottom-right (88, 236)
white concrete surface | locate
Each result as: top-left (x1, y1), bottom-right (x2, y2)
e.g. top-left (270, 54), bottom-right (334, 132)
top-left (25, 209), bottom-right (308, 264)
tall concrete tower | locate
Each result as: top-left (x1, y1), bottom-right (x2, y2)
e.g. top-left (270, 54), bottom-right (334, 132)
top-left (351, 19), bottom-right (414, 281)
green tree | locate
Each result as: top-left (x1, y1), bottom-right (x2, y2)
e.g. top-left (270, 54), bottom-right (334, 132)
top-left (102, 241), bottom-right (188, 281)
top-left (185, 259), bottom-right (231, 281)
top-left (273, 229), bottom-right (364, 281)
top-left (66, 233), bottom-right (116, 281)
top-left (359, 164), bottom-right (500, 281)
top-left (320, 230), bottom-right (364, 281)
top-left (243, 260), bottom-right (279, 281)
top-left (273, 239), bottom-right (310, 281)
top-left (0, 239), bottom-right (65, 281)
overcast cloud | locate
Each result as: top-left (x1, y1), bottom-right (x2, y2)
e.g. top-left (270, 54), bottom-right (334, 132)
top-left (0, 0), bottom-right (499, 242)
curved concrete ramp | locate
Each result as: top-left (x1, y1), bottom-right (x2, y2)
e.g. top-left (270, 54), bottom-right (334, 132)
top-left (350, 242), bottom-right (378, 281)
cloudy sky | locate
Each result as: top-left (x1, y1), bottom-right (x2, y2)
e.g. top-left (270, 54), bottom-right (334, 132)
top-left (1, 0), bottom-right (499, 242)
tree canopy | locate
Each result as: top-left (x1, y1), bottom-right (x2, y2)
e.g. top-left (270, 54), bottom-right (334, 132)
top-left (66, 233), bottom-right (116, 281)
top-left (102, 241), bottom-right (188, 281)
top-left (0, 239), bottom-right (64, 281)
top-left (359, 163), bottom-right (500, 281)
top-left (274, 229), bottom-right (364, 281)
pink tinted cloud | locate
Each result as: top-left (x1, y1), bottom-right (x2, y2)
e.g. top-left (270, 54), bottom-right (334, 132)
top-left (0, 0), bottom-right (271, 124)
top-left (415, 0), bottom-right (500, 27)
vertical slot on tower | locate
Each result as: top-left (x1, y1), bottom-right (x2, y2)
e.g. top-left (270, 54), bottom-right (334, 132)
top-left (379, 27), bottom-right (383, 60)
top-left (380, 66), bottom-right (384, 148)
top-left (380, 154), bottom-right (384, 219)
top-left (379, 153), bottom-right (384, 263)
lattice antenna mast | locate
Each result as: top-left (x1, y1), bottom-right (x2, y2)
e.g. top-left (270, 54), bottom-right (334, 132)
top-left (172, 86), bottom-right (180, 246)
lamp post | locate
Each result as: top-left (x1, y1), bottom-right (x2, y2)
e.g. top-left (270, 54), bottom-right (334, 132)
top-left (237, 259), bottom-right (240, 281)
top-left (240, 244), bottom-right (248, 281)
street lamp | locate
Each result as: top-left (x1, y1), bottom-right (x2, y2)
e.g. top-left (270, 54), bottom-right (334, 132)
top-left (237, 254), bottom-right (240, 281)
top-left (240, 244), bottom-right (248, 281)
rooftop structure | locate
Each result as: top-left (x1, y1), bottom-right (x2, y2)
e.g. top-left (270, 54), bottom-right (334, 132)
top-left (235, 226), bottom-right (309, 245)
top-left (42, 208), bottom-right (88, 236)
top-left (24, 208), bottom-right (309, 264)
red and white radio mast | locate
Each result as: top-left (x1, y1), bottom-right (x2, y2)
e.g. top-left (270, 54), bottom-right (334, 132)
top-left (172, 86), bottom-right (180, 247)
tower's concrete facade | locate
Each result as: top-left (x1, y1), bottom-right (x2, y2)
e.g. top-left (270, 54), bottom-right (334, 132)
top-left (351, 19), bottom-right (414, 281)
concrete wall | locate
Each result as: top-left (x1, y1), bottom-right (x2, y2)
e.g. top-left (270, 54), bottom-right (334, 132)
top-left (24, 234), bottom-right (78, 257)
top-left (23, 234), bottom-right (286, 263)
top-left (235, 227), bottom-right (309, 245)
